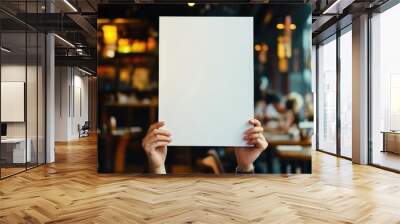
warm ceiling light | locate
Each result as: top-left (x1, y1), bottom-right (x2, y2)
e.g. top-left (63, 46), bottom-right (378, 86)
top-left (289, 24), bottom-right (296, 30)
top-left (187, 2), bottom-right (196, 7)
top-left (97, 18), bottom-right (110, 24)
top-left (113, 18), bottom-right (129, 24)
top-left (254, 44), bottom-right (261, 52)
top-left (118, 38), bottom-right (131, 54)
top-left (54, 34), bottom-right (75, 48)
top-left (63, 0), bottom-right (78, 12)
top-left (261, 44), bottom-right (268, 51)
top-left (102, 25), bottom-right (118, 45)
top-left (104, 48), bottom-right (115, 58)
top-left (276, 23), bottom-right (284, 30)
top-left (1, 47), bottom-right (11, 53)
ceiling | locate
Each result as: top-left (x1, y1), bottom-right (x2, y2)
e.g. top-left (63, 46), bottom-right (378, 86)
top-left (0, 0), bottom-right (392, 70)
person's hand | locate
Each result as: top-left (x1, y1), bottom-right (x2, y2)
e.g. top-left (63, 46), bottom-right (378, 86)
top-left (235, 119), bottom-right (268, 172)
top-left (142, 121), bottom-right (171, 174)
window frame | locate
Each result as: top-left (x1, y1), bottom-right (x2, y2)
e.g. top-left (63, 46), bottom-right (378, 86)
top-left (315, 23), bottom-right (353, 160)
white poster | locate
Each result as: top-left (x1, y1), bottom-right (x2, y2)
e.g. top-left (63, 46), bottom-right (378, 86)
top-left (159, 16), bottom-right (254, 146)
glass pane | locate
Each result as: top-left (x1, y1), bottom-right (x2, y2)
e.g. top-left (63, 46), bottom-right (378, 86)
top-left (311, 45), bottom-right (317, 150)
top-left (1, 30), bottom-right (27, 177)
top-left (38, 32), bottom-right (45, 165)
top-left (371, 4), bottom-right (400, 171)
top-left (26, 0), bottom-right (40, 169)
top-left (27, 30), bottom-right (38, 169)
top-left (317, 38), bottom-right (337, 154)
top-left (339, 30), bottom-right (352, 158)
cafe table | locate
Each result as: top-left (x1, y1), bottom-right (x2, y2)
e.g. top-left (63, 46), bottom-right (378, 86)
top-left (263, 132), bottom-right (312, 147)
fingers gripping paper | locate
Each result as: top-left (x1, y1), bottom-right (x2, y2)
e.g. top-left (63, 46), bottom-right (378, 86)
top-left (159, 17), bottom-right (254, 146)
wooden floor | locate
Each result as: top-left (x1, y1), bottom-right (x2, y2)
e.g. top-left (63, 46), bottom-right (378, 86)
top-left (1, 136), bottom-right (400, 223)
top-left (1, 167), bottom-right (26, 178)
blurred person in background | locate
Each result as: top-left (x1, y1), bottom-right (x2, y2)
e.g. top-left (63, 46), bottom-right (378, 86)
top-left (280, 92), bottom-right (304, 138)
top-left (304, 92), bottom-right (314, 121)
top-left (255, 92), bottom-right (268, 122)
top-left (255, 91), bottom-right (284, 128)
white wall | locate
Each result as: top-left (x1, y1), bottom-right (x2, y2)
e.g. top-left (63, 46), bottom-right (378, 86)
top-left (55, 67), bottom-right (89, 141)
top-left (55, 66), bottom-right (69, 141)
top-left (72, 73), bottom-right (89, 138)
top-left (1, 64), bottom-right (46, 164)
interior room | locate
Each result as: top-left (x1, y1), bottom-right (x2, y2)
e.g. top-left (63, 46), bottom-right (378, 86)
top-left (54, 66), bottom-right (92, 141)
top-left (0, 5), bottom-right (46, 178)
top-left (0, 0), bottom-right (400, 223)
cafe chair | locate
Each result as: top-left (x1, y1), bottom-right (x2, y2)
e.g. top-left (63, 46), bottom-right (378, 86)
top-left (78, 121), bottom-right (90, 138)
top-left (198, 149), bottom-right (225, 174)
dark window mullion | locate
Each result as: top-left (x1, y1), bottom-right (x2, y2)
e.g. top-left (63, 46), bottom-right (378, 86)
top-left (25, 0), bottom-right (28, 171)
top-left (336, 29), bottom-right (341, 157)
top-left (36, 0), bottom-right (39, 167)
top-left (316, 45), bottom-right (319, 151)
top-left (367, 11), bottom-right (373, 165)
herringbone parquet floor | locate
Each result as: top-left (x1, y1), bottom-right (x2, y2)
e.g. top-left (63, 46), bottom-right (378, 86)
top-left (1, 136), bottom-right (400, 224)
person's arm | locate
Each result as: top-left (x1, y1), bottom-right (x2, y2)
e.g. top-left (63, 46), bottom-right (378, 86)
top-left (142, 121), bottom-right (171, 174)
top-left (235, 119), bottom-right (269, 173)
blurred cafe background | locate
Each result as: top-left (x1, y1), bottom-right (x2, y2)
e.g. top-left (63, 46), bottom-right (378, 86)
top-left (97, 4), bottom-right (313, 174)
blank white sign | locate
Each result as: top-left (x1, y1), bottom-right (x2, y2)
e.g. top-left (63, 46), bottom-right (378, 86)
top-left (1, 82), bottom-right (25, 122)
top-left (159, 16), bottom-right (254, 146)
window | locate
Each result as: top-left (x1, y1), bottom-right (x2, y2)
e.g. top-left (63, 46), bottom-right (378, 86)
top-left (317, 37), bottom-right (337, 154)
top-left (371, 3), bottom-right (400, 171)
top-left (339, 29), bottom-right (352, 158)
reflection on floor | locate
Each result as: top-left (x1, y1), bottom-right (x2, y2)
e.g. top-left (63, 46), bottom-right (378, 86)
top-left (0, 136), bottom-right (400, 223)
top-left (373, 150), bottom-right (400, 171)
top-left (0, 163), bottom-right (43, 179)
top-left (0, 167), bottom-right (25, 178)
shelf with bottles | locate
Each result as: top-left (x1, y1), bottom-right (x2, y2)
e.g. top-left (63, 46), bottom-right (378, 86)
top-left (103, 97), bottom-right (159, 126)
top-left (99, 63), bottom-right (158, 91)
top-left (98, 52), bottom-right (158, 66)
